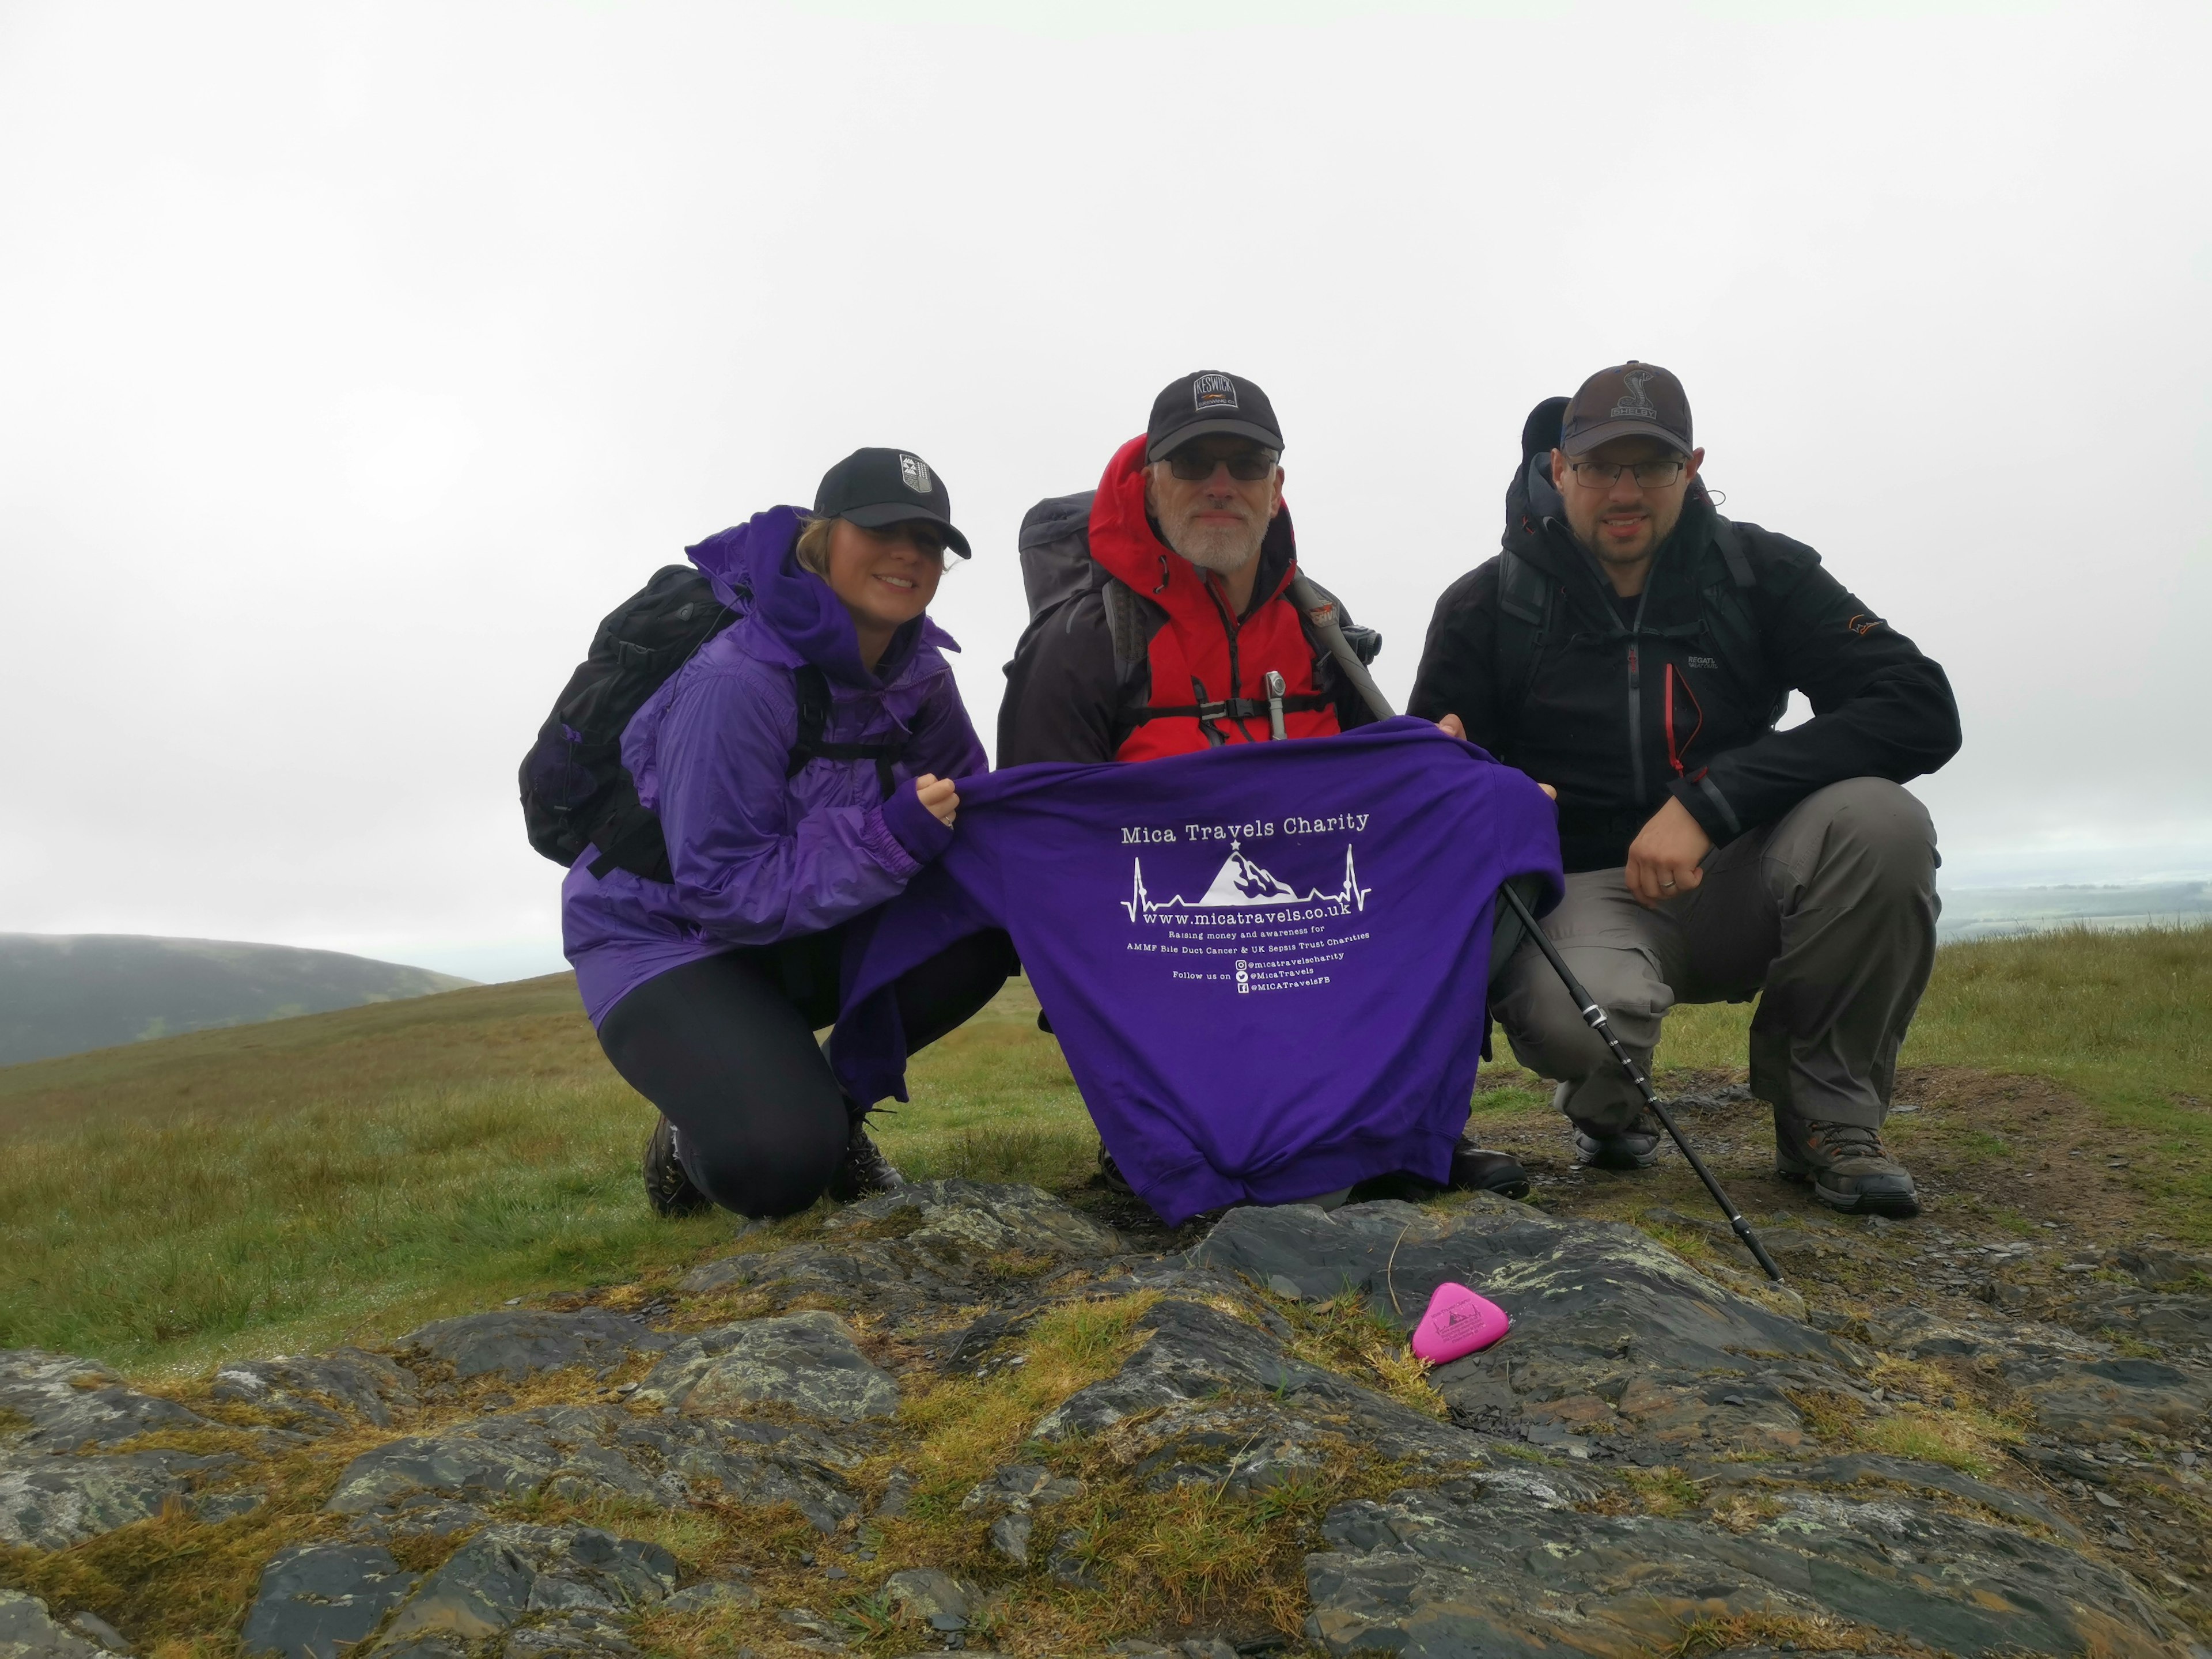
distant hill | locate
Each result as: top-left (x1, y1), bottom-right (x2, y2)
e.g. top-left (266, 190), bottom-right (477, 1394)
top-left (0, 934), bottom-right (476, 1067)
top-left (1938, 880), bottom-right (2212, 943)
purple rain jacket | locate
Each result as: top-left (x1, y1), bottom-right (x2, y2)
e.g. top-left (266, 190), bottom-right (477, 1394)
top-left (561, 506), bottom-right (987, 1024)
top-left (831, 719), bottom-right (1563, 1224)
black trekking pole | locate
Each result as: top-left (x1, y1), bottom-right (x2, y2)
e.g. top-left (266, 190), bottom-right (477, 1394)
top-left (1497, 882), bottom-right (1783, 1283)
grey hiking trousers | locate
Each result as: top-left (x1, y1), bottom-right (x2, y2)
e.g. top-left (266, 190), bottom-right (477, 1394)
top-left (1493, 778), bottom-right (1940, 1132)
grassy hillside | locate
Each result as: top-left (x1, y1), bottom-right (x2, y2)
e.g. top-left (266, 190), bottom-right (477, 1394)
top-left (1, 926), bottom-right (2204, 1378)
top-left (0, 933), bottom-right (473, 1066)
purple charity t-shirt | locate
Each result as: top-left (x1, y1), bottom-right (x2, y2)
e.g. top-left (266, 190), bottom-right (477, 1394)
top-left (830, 718), bottom-right (1563, 1225)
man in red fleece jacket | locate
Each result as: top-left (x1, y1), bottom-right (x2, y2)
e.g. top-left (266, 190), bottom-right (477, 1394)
top-left (997, 369), bottom-right (1529, 1201)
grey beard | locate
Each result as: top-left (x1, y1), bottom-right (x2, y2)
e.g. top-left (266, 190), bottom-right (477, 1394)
top-left (1164, 518), bottom-right (1265, 577)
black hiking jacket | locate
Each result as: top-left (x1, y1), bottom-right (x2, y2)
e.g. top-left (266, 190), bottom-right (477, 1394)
top-left (1410, 431), bottom-right (1961, 874)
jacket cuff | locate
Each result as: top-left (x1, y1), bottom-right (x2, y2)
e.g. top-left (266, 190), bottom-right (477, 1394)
top-left (876, 778), bottom-right (956, 867)
top-left (1668, 774), bottom-right (1743, 844)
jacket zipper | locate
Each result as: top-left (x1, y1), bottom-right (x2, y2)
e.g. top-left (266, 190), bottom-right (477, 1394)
top-left (1626, 641), bottom-right (1646, 802)
top-left (1623, 555), bottom-right (1661, 807)
top-left (1206, 578), bottom-right (1256, 743)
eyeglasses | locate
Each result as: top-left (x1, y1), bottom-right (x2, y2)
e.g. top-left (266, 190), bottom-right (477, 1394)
top-left (1568, 458), bottom-right (1687, 490)
top-left (1164, 448), bottom-right (1278, 482)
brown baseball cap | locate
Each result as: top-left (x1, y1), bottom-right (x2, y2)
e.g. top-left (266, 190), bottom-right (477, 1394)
top-left (1559, 361), bottom-right (1693, 457)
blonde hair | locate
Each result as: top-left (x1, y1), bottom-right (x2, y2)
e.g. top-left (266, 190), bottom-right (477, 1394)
top-left (794, 514), bottom-right (836, 577)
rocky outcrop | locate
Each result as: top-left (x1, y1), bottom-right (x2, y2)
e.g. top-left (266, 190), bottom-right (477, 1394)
top-left (6, 1181), bottom-right (2209, 1658)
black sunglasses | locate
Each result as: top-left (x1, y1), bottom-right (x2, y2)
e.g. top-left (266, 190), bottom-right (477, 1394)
top-left (1164, 448), bottom-right (1278, 482)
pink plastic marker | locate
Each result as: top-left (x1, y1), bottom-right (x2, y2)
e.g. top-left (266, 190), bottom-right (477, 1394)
top-left (1409, 1281), bottom-right (1512, 1365)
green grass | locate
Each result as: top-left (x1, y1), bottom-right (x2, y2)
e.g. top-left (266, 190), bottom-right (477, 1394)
top-left (2, 927), bottom-right (2206, 1377)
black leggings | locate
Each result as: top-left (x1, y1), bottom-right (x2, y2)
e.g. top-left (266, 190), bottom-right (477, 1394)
top-left (596, 927), bottom-right (1014, 1219)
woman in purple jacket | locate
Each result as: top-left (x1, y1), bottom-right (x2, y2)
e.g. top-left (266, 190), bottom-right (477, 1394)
top-left (562, 449), bottom-right (1012, 1219)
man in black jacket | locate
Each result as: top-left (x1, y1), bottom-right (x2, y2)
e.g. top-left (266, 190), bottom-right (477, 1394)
top-left (1411, 362), bottom-right (1961, 1218)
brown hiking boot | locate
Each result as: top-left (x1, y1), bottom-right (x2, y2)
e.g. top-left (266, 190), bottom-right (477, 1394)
top-left (1774, 1115), bottom-right (1920, 1218)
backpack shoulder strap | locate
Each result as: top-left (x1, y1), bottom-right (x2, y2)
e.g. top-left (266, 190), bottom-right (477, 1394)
top-left (1699, 516), bottom-right (1789, 725)
top-left (1492, 549), bottom-right (1555, 733)
top-left (1709, 514), bottom-right (1756, 589)
top-left (1098, 573), bottom-right (1150, 680)
top-left (785, 663), bottom-right (910, 801)
top-left (786, 664), bottom-right (833, 779)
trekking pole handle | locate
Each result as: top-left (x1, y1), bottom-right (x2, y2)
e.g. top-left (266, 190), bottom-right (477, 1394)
top-left (1287, 574), bottom-right (1395, 724)
top-left (1496, 882), bottom-right (1784, 1283)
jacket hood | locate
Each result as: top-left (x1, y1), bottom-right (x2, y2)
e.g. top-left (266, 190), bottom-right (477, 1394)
top-left (1088, 433), bottom-right (1298, 617)
top-left (687, 505), bottom-right (944, 688)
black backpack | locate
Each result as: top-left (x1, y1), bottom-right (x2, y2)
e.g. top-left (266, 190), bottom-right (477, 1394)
top-left (518, 563), bottom-right (906, 884)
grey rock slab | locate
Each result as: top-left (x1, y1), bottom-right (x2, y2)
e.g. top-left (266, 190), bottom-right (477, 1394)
top-left (1302, 1477), bottom-right (2191, 1658)
top-left (242, 1544), bottom-right (421, 1659)
top-left (637, 1311), bottom-right (898, 1423)
top-left (0, 1351), bottom-right (212, 1450)
top-left (1196, 1198), bottom-right (1836, 1388)
top-left (326, 1404), bottom-right (860, 1534)
top-left (2055, 1287), bottom-right (2212, 1353)
top-left (2004, 1353), bottom-right (2212, 1438)
top-left (0, 1592), bottom-right (122, 1659)
top-left (398, 1312), bottom-right (671, 1382)
top-left (987, 1511), bottom-right (1033, 1563)
top-left (499, 1620), bottom-right (638, 1659)
top-left (1698, 1452), bottom-right (2082, 1542)
top-left (371, 1525), bottom-right (676, 1653)
top-left (0, 1447), bottom-right (235, 1550)
top-left (881, 1569), bottom-right (969, 1627)
top-left (192, 1487), bottom-right (268, 1523)
top-left (660, 1580), bottom-right (760, 1613)
top-left (1035, 1296), bottom-right (1466, 1455)
top-left (960, 1463), bottom-right (1085, 1515)
top-left (212, 1350), bottom-right (421, 1432)
top-left (680, 1180), bottom-right (1120, 1308)
top-left (59, 1617), bottom-right (125, 1658)
top-left (2116, 1244), bottom-right (2212, 1290)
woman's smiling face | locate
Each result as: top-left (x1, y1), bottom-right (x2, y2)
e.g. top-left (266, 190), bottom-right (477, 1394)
top-left (823, 517), bottom-right (946, 638)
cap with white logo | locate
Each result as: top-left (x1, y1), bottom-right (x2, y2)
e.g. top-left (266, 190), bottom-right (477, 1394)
top-left (812, 447), bottom-right (971, 558)
top-left (1559, 361), bottom-right (1693, 457)
top-left (1145, 369), bottom-right (1285, 461)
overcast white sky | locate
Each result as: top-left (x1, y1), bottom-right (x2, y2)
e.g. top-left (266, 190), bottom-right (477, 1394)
top-left (3, 0), bottom-right (2206, 983)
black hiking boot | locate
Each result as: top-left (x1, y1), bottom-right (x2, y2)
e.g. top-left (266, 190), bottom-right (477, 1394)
top-left (826, 1111), bottom-right (904, 1203)
top-left (1097, 1146), bottom-right (1134, 1196)
top-left (1448, 1139), bottom-right (1531, 1199)
top-left (1571, 1113), bottom-right (1665, 1171)
top-left (642, 1114), bottom-right (712, 1218)
top-left (1775, 1115), bottom-right (1920, 1218)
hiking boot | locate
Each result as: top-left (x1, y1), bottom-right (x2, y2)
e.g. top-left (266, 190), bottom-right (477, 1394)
top-left (1448, 1139), bottom-right (1531, 1199)
top-left (826, 1115), bottom-right (904, 1203)
top-left (642, 1115), bottom-right (711, 1218)
top-left (1571, 1114), bottom-right (1664, 1171)
top-left (1097, 1146), bottom-right (1134, 1196)
top-left (1775, 1115), bottom-right (1920, 1218)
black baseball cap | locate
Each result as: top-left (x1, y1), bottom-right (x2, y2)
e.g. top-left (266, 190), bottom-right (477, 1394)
top-left (1145, 370), bottom-right (1285, 462)
top-left (812, 447), bottom-right (971, 559)
top-left (1559, 361), bottom-right (1694, 457)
